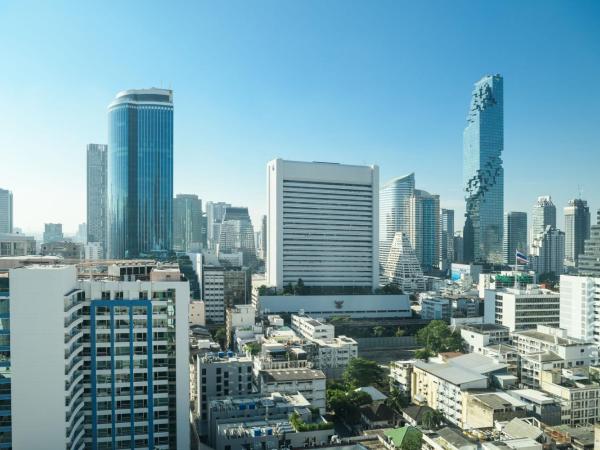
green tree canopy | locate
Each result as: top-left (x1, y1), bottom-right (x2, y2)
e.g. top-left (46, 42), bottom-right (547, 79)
top-left (327, 388), bottom-right (372, 424)
top-left (343, 357), bottom-right (385, 388)
top-left (416, 320), bottom-right (464, 354)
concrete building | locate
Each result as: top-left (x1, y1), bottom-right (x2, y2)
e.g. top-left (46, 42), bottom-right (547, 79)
top-left (196, 353), bottom-right (254, 430)
top-left (205, 202), bottom-right (231, 250)
top-left (201, 264), bottom-right (251, 324)
top-left (216, 207), bottom-right (256, 267)
top-left (530, 226), bottom-right (565, 277)
top-left (512, 326), bottom-right (597, 388)
top-left (225, 304), bottom-right (255, 349)
top-left (267, 158), bottom-right (379, 293)
top-left (540, 368), bottom-right (600, 426)
top-left (43, 223), bottom-right (63, 243)
top-left (255, 292), bottom-right (411, 319)
top-left (389, 360), bottom-right (415, 397)
top-left (291, 314), bottom-right (334, 340)
top-left (257, 367), bottom-right (326, 413)
top-left (380, 173), bottom-right (415, 269)
top-left (411, 353), bottom-right (510, 426)
top-left (420, 296), bottom-right (451, 320)
top-left (486, 286), bottom-right (560, 332)
top-left (461, 323), bottom-right (510, 354)
top-left (440, 209), bottom-right (455, 272)
top-left (0, 189), bottom-right (13, 234)
top-left (578, 210), bottom-right (600, 277)
top-left (462, 391), bottom-right (527, 430)
top-left (507, 389), bottom-right (562, 426)
top-left (190, 300), bottom-right (206, 326)
top-left (408, 189), bottom-right (440, 271)
top-left (564, 199), bottom-right (590, 267)
top-left (0, 233), bottom-right (36, 257)
top-left (173, 194), bottom-right (203, 252)
top-left (7, 264), bottom-right (189, 450)
top-left (504, 212), bottom-right (528, 265)
top-left (40, 240), bottom-right (83, 260)
top-left (382, 231), bottom-right (426, 292)
top-left (86, 143), bottom-right (107, 254)
top-left (560, 275), bottom-right (598, 343)
top-left (531, 196), bottom-right (556, 244)
top-left (84, 242), bottom-right (103, 260)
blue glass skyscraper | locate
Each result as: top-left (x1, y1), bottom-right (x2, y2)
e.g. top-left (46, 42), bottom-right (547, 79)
top-left (107, 89), bottom-right (174, 258)
top-left (463, 74), bottom-right (504, 264)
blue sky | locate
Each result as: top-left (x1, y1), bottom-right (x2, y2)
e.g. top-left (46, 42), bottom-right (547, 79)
top-left (1, 1), bottom-right (599, 234)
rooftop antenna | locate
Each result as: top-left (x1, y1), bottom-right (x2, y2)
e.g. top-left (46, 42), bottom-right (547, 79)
top-left (578, 184), bottom-right (583, 199)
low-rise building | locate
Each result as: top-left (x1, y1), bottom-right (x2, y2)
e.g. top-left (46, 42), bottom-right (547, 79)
top-left (0, 233), bottom-right (36, 256)
top-left (507, 389), bottom-right (562, 426)
top-left (461, 323), bottom-right (510, 353)
top-left (389, 360), bottom-right (415, 397)
top-left (539, 368), bottom-right (600, 426)
top-left (291, 314), bottom-right (334, 340)
top-left (462, 391), bottom-right (527, 430)
top-left (421, 427), bottom-right (477, 450)
top-left (258, 368), bottom-right (326, 413)
top-left (420, 296), bottom-right (451, 320)
top-left (226, 304), bottom-right (255, 349)
top-left (189, 300), bottom-right (206, 326)
top-left (411, 353), bottom-right (510, 426)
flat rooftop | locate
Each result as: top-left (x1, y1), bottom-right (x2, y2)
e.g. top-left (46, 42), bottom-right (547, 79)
top-left (261, 368), bottom-right (326, 382)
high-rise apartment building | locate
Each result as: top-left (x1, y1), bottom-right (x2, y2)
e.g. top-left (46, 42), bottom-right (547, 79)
top-left (86, 143), bottom-right (107, 253)
top-left (530, 226), bottom-right (565, 276)
top-left (564, 199), bottom-right (590, 266)
top-left (216, 207), bottom-right (256, 267)
top-left (463, 74), bottom-right (504, 264)
top-left (6, 264), bottom-right (190, 449)
top-left (173, 194), bottom-right (203, 252)
top-left (379, 173), bottom-right (415, 267)
top-left (0, 189), bottom-right (13, 234)
top-left (440, 209), bottom-right (454, 272)
top-left (408, 189), bottom-right (440, 270)
top-left (267, 159), bottom-right (379, 292)
top-left (107, 89), bottom-right (174, 258)
top-left (579, 210), bottom-right (600, 276)
top-left (560, 275), bottom-right (598, 344)
top-left (531, 196), bottom-right (556, 244)
top-left (503, 212), bottom-right (528, 265)
top-left (43, 223), bottom-right (63, 243)
top-left (206, 202), bottom-right (231, 250)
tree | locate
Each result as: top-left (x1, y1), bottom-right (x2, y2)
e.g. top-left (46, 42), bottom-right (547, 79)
top-left (294, 278), bottom-right (306, 295)
top-left (416, 320), bottom-right (464, 354)
top-left (283, 282), bottom-right (294, 295)
top-left (401, 429), bottom-right (422, 450)
top-left (343, 357), bottom-right (385, 388)
top-left (387, 388), bottom-right (410, 412)
top-left (414, 348), bottom-right (434, 360)
top-left (375, 283), bottom-right (403, 295)
top-left (327, 388), bottom-right (372, 425)
top-left (373, 326), bottom-right (385, 337)
top-left (421, 410), bottom-right (444, 430)
top-left (244, 341), bottom-right (261, 356)
top-left (213, 327), bottom-right (227, 349)
top-left (395, 328), bottom-right (406, 337)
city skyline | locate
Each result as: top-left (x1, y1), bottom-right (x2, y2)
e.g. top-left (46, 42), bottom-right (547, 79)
top-left (1, 1), bottom-right (600, 234)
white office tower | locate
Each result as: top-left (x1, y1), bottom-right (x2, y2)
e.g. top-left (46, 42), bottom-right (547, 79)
top-left (9, 265), bottom-right (190, 450)
top-left (267, 159), bottom-right (379, 292)
top-left (531, 196), bottom-right (556, 250)
top-left (382, 232), bottom-right (425, 291)
top-left (530, 226), bottom-right (565, 276)
top-left (560, 275), bottom-right (597, 343)
top-left (379, 174), bottom-right (415, 267)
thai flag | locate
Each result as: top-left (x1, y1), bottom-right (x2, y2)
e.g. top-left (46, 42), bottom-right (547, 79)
top-left (516, 250), bottom-right (529, 264)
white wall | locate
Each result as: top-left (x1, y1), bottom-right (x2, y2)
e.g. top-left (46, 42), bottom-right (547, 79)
top-left (10, 265), bottom-right (76, 449)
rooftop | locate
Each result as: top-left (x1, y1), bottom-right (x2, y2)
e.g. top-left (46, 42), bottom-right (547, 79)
top-left (434, 427), bottom-right (475, 448)
top-left (503, 418), bottom-right (544, 440)
top-left (261, 368), bottom-right (326, 382)
top-left (508, 389), bottom-right (556, 404)
top-left (471, 392), bottom-right (526, 410)
top-left (463, 323), bottom-right (509, 333)
top-left (414, 353), bottom-right (507, 385)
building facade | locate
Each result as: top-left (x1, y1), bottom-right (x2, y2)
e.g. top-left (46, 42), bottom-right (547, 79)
top-left (216, 207), bottom-right (256, 267)
top-left (564, 199), bottom-right (590, 267)
top-left (7, 264), bottom-right (190, 450)
top-left (503, 212), bottom-right (527, 265)
top-left (578, 210), bottom-right (600, 276)
top-left (107, 88), bottom-right (174, 258)
top-left (440, 209), bottom-right (455, 272)
top-left (463, 74), bottom-right (504, 264)
top-left (0, 189), bottom-right (13, 234)
top-left (205, 202), bottom-right (231, 250)
top-left (530, 226), bottom-right (565, 276)
top-left (43, 223), bottom-right (63, 243)
top-left (267, 159), bottom-right (379, 292)
top-left (86, 143), bottom-right (108, 253)
top-left (382, 232), bottom-right (426, 292)
top-left (379, 174), bottom-right (415, 268)
top-left (173, 194), bottom-right (203, 252)
top-left (0, 234), bottom-right (36, 257)
top-left (408, 189), bottom-right (440, 271)
top-left (560, 275), bottom-right (598, 344)
top-left (531, 196), bottom-right (556, 244)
